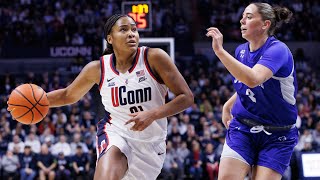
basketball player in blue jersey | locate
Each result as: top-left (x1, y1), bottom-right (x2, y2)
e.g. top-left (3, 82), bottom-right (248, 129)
top-left (206, 3), bottom-right (298, 180)
top-left (26, 14), bottom-right (193, 180)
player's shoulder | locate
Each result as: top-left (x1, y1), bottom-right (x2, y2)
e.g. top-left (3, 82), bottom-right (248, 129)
top-left (145, 47), bottom-right (167, 56)
top-left (144, 47), bottom-right (171, 62)
top-left (82, 60), bottom-right (101, 76)
top-left (268, 36), bottom-right (288, 49)
top-left (82, 60), bottom-right (101, 84)
top-left (267, 38), bottom-right (289, 55)
top-left (86, 60), bottom-right (100, 69)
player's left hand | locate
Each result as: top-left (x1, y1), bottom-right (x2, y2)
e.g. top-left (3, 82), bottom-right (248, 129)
top-left (206, 27), bottom-right (224, 53)
top-left (125, 111), bottom-right (155, 131)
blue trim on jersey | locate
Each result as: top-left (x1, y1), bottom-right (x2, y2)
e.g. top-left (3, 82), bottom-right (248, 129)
top-left (128, 47), bottom-right (140, 73)
top-left (143, 48), bottom-right (164, 84)
top-left (97, 111), bottom-right (112, 136)
top-left (99, 56), bottom-right (105, 90)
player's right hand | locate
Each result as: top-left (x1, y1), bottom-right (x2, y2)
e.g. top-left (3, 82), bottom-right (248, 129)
top-left (7, 101), bottom-right (15, 120)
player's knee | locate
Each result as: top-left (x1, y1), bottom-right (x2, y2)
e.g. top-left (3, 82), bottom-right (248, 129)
top-left (95, 159), bottom-right (127, 180)
top-left (218, 169), bottom-right (247, 180)
top-left (218, 173), bottom-right (240, 180)
top-left (95, 166), bottom-right (124, 180)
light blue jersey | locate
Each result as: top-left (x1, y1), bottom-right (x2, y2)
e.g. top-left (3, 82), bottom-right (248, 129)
top-left (231, 36), bottom-right (298, 126)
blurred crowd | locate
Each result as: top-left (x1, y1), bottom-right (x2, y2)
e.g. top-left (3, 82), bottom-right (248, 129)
top-left (1, 0), bottom-right (320, 56)
top-left (0, 47), bottom-right (319, 180)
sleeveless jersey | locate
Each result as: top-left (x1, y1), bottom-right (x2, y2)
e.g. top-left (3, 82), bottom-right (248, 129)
top-left (99, 46), bottom-right (168, 142)
top-left (231, 36), bottom-right (298, 126)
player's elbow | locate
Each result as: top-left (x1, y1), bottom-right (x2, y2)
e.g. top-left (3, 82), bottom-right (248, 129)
top-left (245, 77), bottom-right (261, 88)
top-left (246, 81), bottom-right (258, 88)
top-left (184, 90), bottom-right (194, 107)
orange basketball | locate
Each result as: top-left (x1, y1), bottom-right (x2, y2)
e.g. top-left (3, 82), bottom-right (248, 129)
top-left (7, 84), bottom-right (49, 124)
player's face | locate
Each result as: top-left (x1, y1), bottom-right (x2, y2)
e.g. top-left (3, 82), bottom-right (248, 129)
top-left (108, 16), bottom-right (139, 53)
top-left (240, 4), bottom-right (266, 41)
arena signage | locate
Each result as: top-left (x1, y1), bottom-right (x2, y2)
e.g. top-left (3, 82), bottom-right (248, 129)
top-left (50, 46), bottom-right (92, 57)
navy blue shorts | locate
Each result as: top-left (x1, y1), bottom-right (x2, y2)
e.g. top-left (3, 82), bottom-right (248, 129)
top-left (225, 118), bottom-right (299, 175)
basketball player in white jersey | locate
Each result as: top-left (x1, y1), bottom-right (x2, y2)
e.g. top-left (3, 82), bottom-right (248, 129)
top-left (41, 14), bottom-right (193, 180)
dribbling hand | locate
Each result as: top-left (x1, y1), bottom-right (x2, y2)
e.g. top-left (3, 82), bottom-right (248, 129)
top-left (124, 111), bottom-right (155, 131)
top-left (206, 27), bottom-right (224, 54)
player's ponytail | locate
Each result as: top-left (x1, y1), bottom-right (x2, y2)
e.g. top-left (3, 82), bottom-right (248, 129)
top-left (252, 3), bottom-right (293, 36)
top-left (102, 44), bottom-right (113, 55)
top-left (273, 6), bottom-right (292, 24)
top-left (103, 14), bottom-right (128, 55)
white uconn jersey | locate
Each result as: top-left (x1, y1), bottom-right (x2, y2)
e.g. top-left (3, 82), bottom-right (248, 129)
top-left (99, 46), bottom-right (168, 142)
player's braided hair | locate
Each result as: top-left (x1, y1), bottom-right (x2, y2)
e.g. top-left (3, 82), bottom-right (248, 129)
top-left (103, 14), bottom-right (128, 55)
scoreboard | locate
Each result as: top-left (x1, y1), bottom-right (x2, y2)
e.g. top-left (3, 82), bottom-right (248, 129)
top-left (121, 1), bottom-right (152, 32)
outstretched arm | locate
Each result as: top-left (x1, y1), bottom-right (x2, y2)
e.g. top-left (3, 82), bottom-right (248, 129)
top-left (206, 27), bottom-right (273, 88)
top-left (47, 61), bottom-right (100, 107)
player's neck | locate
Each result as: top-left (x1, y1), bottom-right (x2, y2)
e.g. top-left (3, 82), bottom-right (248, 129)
top-left (114, 50), bottom-right (137, 73)
top-left (249, 35), bottom-right (268, 52)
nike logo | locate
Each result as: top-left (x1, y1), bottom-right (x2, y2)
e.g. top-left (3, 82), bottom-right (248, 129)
top-left (107, 77), bottom-right (115, 82)
top-left (158, 152), bottom-right (165, 155)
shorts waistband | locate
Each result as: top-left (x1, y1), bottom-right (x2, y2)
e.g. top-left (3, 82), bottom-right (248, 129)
top-left (238, 118), bottom-right (295, 132)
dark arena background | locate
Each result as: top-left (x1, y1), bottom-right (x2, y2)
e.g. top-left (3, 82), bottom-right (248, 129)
top-left (0, 0), bottom-right (320, 180)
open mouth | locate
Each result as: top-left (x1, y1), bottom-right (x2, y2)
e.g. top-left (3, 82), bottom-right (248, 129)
top-left (127, 40), bottom-right (137, 46)
top-left (241, 28), bottom-right (247, 33)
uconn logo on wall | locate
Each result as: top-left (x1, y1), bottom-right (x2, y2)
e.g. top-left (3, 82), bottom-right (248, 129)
top-left (50, 46), bottom-right (92, 57)
top-left (111, 86), bottom-right (152, 107)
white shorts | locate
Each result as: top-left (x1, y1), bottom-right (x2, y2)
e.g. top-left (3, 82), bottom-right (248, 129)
top-left (220, 141), bottom-right (249, 165)
top-left (96, 124), bottom-right (166, 180)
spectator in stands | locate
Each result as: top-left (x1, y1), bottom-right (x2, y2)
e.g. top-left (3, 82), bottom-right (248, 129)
top-left (176, 141), bottom-right (190, 165)
top-left (162, 140), bottom-right (184, 180)
top-left (187, 140), bottom-right (203, 180)
top-left (37, 144), bottom-right (56, 180)
top-left (52, 108), bottom-right (67, 124)
top-left (312, 121), bottom-right (320, 152)
top-left (39, 127), bottom-right (55, 144)
top-left (8, 134), bottom-right (24, 153)
top-left (179, 113), bottom-right (190, 136)
top-left (38, 116), bottom-right (55, 135)
top-left (83, 133), bottom-right (94, 153)
top-left (65, 114), bottom-right (81, 135)
top-left (70, 132), bottom-right (88, 155)
top-left (51, 135), bottom-right (71, 157)
top-left (55, 152), bottom-right (71, 180)
top-left (203, 142), bottom-right (219, 180)
top-left (80, 111), bottom-right (95, 133)
top-left (83, 125), bottom-right (96, 151)
top-left (1, 150), bottom-right (20, 179)
top-left (11, 123), bottom-right (26, 139)
top-left (19, 145), bottom-right (37, 180)
top-left (24, 132), bottom-right (41, 154)
top-left (0, 134), bottom-right (8, 156)
top-left (72, 145), bottom-right (90, 180)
